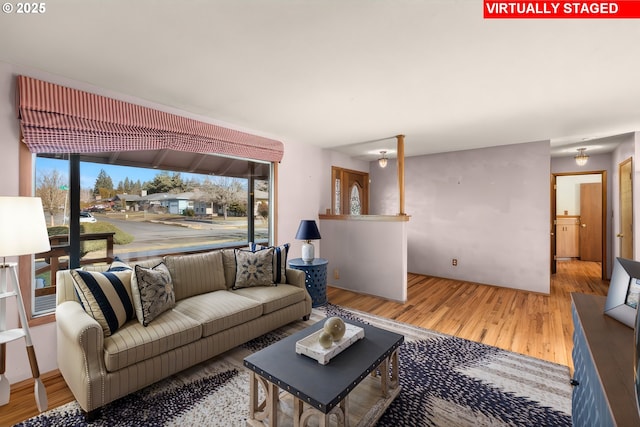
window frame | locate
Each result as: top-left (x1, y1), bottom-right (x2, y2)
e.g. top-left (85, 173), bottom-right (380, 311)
top-left (20, 144), bottom-right (279, 325)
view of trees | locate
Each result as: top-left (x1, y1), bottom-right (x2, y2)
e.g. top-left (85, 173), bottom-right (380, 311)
top-left (93, 169), bottom-right (115, 199)
top-left (116, 176), bottom-right (143, 195)
top-left (200, 176), bottom-right (245, 219)
top-left (36, 165), bottom-right (254, 222)
top-left (144, 171), bottom-right (189, 194)
top-left (36, 169), bottom-right (67, 226)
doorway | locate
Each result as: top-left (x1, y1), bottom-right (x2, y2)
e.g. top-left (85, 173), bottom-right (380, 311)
top-left (331, 166), bottom-right (369, 215)
top-left (619, 158), bottom-right (633, 259)
top-left (551, 171), bottom-right (607, 280)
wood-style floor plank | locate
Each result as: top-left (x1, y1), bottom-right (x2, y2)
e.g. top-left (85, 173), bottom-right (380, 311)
top-left (328, 259), bottom-right (608, 369)
top-left (0, 370), bottom-right (74, 426)
top-left (0, 260), bottom-right (608, 426)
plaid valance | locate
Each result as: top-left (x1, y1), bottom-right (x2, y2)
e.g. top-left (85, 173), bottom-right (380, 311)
top-left (16, 76), bottom-right (284, 163)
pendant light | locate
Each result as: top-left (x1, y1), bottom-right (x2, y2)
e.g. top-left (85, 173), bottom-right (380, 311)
top-left (575, 148), bottom-right (589, 166)
top-left (378, 151), bottom-right (388, 168)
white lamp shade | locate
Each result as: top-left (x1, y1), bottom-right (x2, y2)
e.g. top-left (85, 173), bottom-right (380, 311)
top-left (0, 197), bottom-right (51, 257)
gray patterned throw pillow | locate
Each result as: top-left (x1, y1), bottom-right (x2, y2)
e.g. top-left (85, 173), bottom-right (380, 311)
top-left (133, 262), bottom-right (176, 326)
top-left (234, 248), bottom-right (274, 289)
top-left (250, 242), bottom-right (290, 284)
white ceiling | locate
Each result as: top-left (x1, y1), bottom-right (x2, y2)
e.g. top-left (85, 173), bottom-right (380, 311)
top-left (1, 0), bottom-right (639, 161)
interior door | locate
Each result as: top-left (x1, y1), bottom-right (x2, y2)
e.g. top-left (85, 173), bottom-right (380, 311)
top-left (579, 182), bottom-right (603, 262)
top-left (551, 174), bottom-right (557, 274)
top-left (344, 172), bottom-right (368, 215)
top-left (619, 158), bottom-right (633, 259)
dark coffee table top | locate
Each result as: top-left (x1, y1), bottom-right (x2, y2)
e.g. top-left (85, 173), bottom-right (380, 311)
top-left (244, 319), bottom-right (404, 413)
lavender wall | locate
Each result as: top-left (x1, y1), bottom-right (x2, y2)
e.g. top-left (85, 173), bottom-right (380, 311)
top-left (278, 144), bottom-right (368, 259)
top-left (370, 140), bottom-right (551, 293)
top-left (610, 133), bottom-right (638, 261)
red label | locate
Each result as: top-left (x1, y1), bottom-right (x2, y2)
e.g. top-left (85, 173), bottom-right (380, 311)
top-left (484, 1), bottom-right (640, 18)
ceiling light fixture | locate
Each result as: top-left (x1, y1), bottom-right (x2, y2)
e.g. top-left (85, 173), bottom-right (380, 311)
top-left (575, 148), bottom-right (589, 166)
top-left (378, 151), bottom-right (388, 168)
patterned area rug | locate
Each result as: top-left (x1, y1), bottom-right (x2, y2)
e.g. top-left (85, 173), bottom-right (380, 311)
top-left (17, 304), bottom-right (572, 426)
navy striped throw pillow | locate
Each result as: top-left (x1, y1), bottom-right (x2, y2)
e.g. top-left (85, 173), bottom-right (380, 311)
top-left (71, 269), bottom-right (135, 337)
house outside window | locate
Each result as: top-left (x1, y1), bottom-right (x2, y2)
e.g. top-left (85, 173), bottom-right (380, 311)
top-left (32, 152), bottom-right (273, 316)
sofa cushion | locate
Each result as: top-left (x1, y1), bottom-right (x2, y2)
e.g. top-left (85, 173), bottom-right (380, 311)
top-left (234, 248), bottom-right (274, 289)
top-left (221, 249), bottom-right (237, 289)
top-left (250, 243), bottom-right (290, 284)
top-left (103, 309), bottom-right (202, 372)
top-left (232, 284), bottom-right (307, 314)
top-left (133, 263), bottom-right (176, 326)
top-left (164, 251), bottom-right (226, 300)
top-left (70, 269), bottom-right (135, 337)
top-left (173, 290), bottom-right (263, 337)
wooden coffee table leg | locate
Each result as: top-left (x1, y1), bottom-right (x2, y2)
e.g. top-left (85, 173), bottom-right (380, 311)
top-left (378, 348), bottom-right (401, 398)
top-left (341, 396), bottom-right (349, 426)
top-left (268, 381), bottom-right (279, 427)
top-left (389, 349), bottom-right (400, 390)
top-left (379, 358), bottom-right (389, 397)
top-left (293, 398), bottom-right (303, 427)
top-left (298, 397), bottom-right (347, 427)
top-left (248, 372), bottom-right (279, 427)
top-left (249, 372), bottom-right (258, 420)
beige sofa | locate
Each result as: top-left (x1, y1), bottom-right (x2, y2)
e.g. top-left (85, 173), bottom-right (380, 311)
top-left (55, 248), bottom-right (312, 418)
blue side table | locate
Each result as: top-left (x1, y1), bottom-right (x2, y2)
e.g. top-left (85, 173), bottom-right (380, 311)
top-left (288, 258), bottom-right (328, 307)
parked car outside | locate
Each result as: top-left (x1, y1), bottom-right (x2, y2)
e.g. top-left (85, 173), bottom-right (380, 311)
top-left (79, 212), bottom-right (97, 223)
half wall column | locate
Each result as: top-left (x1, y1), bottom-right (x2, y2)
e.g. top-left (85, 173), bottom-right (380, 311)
top-left (396, 135), bottom-right (406, 216)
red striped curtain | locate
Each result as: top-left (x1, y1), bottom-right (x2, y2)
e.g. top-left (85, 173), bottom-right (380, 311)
top-left (16, 76), bottom-right (284, 163)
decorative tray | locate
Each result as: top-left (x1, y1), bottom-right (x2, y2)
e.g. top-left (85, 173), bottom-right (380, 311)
top-left (295, 323), bottom-right (365, 365)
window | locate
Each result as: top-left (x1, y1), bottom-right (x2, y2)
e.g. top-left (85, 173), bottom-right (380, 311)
top-left (16, 76), bottom-right (284, 323)
top-left (350, 184), bottom-right (362, 215)
top-left (31, 151), bottom-right (273, 316)
top-left (334, 178), bottom-right (341, 214)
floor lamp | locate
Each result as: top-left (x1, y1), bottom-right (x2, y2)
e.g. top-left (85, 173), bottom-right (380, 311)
top-left (0, 197), bottom-right (51, 412)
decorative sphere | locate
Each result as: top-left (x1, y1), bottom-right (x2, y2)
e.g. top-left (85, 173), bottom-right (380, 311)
top-left (324, 317), bottom-right (346, 341)
top-left (318, 331), bottom-right (334, 348)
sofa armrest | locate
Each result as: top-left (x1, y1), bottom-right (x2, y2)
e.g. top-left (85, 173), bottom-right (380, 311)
top-left (56, 269), bottom-right (80, 306)
top-left (56, 301), bottom-right (107, 412)
top-left (286, 268), bottom-right (305, 288)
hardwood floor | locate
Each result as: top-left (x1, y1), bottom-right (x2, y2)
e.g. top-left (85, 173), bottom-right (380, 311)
top-left (329, 260), bottom-right (608, 370)
top-left (0, 259), bottom-right (608, 426)
top-left (0, 369), bottom-right (75, 426)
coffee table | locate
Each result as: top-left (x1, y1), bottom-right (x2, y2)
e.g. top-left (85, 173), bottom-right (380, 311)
top-left (244, 319), bottom-right (403, 426)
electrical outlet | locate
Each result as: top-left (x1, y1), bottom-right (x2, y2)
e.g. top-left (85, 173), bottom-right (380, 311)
top-left (333, 269), bottom-right (340, 280)
top-left (452, 258), bottom-right (458, 266)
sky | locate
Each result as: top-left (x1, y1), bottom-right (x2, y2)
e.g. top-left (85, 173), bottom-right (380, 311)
top-left (36, 157), bottom-right (205, 190)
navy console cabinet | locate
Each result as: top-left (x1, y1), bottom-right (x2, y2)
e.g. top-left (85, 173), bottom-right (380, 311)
top-left (571, 293), bottom-right (640, 427)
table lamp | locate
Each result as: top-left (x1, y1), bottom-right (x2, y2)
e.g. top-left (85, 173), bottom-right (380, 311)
top-left (0, 196), bottom-right (51, 412)
top-left (295, 220), bottom-right (321, 263)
